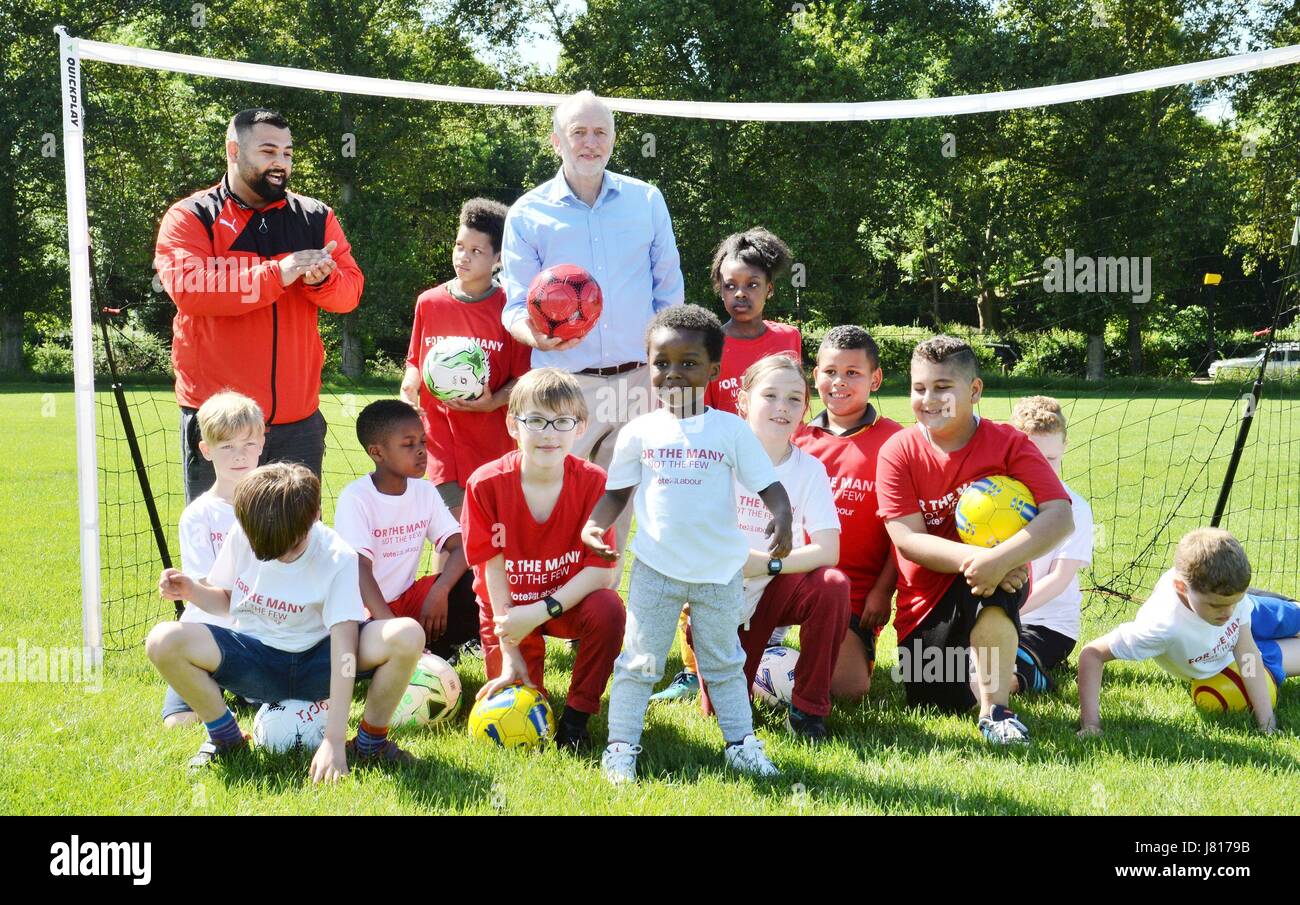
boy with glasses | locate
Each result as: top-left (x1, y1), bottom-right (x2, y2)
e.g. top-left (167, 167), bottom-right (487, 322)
top-left (462, 368), bottom-right (626, 750)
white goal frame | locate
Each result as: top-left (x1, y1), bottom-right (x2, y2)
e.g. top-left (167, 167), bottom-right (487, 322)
top-left (56, 24), bottom-right (1300, 658)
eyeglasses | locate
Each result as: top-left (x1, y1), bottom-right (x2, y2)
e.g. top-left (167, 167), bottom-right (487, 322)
top-left (514, 415), bottom-right (580, 432)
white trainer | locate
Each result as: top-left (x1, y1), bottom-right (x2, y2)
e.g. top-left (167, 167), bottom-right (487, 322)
top-left (724, 734), bottom-right (781, 777)
top-left (601, 742), bottom-right (642, 785)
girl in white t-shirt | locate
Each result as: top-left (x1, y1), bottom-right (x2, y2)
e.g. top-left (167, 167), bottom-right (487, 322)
top-left (714, 353), bottom-right (847, 741)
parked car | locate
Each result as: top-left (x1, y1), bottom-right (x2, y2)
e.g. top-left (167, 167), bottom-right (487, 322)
top-left (1208, 342), bottom-right (1300, 380)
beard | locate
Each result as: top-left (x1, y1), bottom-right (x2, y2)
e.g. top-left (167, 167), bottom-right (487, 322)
top-left (243, 165), bottom-right (288, 202)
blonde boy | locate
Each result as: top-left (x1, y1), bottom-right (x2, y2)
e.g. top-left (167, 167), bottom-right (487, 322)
top-left (161, 390), bottom-right (265, 726)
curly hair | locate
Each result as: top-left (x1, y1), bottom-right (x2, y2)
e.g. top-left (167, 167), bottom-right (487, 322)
top-left (646, 304), bottom-right (725, 363)
top-left (459, 197), bottom-right (509, 253)
top-left (709, 227), bottom-right (793, 290)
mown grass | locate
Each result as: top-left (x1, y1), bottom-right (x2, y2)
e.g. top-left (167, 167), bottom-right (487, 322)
top-left (2, 381), bottom-right (1298, 814)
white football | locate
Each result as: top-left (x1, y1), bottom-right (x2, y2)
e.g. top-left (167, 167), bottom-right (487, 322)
top-left (752, 646), bottom-right (799, 708)
top-left (392, 652), bottom-right (463, 727)
top-left (252, 699), bottom-right (329, 753)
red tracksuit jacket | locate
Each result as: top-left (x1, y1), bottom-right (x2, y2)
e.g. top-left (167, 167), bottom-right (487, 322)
top-left (154, 176), bottom-right (364, 425)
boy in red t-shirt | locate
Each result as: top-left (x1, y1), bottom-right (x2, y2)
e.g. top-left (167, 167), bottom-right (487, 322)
top-left (462, 368), bottom-right (625, 751)
top-left (792, 326), bottom-right (903, 700)
top-left (401, 198), bottom-right (532, 516)
top-left (876, 336), bottom-right (1074, 744)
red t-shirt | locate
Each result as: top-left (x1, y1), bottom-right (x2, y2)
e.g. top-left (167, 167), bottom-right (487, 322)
top-left (704, 321), bottom-right (802, 415)
top-left (461, 451), bottom-right (617, 611)
top-left (793, 410), bottom-right (903, 617)
top-left (876, 418), bottom-right (1070, 641)
top-left (405, 282), bottom-right (533, 486)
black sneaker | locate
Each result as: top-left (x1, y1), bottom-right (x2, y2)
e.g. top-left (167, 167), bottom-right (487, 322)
top-left (554, 709), bottom-right (592, 751)
top-left (1014, 645), bottom-right (1054, 694)
top-left (188, 733), bottom-right (250, 771)
top-left (785, 705), bottom-right (829, 743)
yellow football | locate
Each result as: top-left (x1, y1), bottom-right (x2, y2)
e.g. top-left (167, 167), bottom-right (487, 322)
top-left (955, 475), bottom-right (1038, 547)
top-left (468, 684), bottom-right (556, 748)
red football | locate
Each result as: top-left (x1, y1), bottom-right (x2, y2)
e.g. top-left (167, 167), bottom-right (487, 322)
top-left (527, 264), bottom-right (603, 342)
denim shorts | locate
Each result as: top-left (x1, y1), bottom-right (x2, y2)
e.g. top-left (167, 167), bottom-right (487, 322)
top-left (205, 625), bottom-right (374, 704)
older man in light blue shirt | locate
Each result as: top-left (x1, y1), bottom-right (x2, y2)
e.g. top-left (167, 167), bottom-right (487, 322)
top-left (502, 91), bottom-right (684, 486)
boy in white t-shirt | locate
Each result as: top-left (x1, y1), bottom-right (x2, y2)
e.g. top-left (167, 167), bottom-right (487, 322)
top-left (582, 305), bottom-right (794, 783)
top-left (1009, 396), bottom-right (1094, 695)
top-left (149, 463), bottom-right (425, 780)
top-left (162, 390), bottom-right (265, 727)
top-left (333, 400), bottom-right (479, 661)
top-left (1078, 528), bottom-right (1300, 736)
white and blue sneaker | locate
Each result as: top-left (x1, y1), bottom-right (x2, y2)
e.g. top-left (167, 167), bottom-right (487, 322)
top-left (979, 704), bottom-right (1030, 745)
top-left (649, 670), bottom-right (699, 702)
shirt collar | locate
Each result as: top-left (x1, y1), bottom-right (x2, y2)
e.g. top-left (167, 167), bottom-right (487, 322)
top-left (808, 403), bottom-right (878, 437)
top-left (548, 166), bottom-right (621, 207)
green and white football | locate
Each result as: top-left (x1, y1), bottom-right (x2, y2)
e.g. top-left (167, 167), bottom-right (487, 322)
top-left (422, 336), bottom-right (489, 402)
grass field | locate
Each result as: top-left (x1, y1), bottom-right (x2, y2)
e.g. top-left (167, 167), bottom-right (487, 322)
top-left (3, 380), bottom-right (1300, 815)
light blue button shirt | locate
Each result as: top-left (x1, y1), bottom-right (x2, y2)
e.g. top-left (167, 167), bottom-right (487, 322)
top-left (500, 167), bottom-right (685, 371)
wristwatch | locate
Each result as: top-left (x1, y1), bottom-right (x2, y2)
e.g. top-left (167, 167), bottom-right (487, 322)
top-left (766, 558), bottom-right (783, 576)
top-left (543, 595), bottom-right (563, 618)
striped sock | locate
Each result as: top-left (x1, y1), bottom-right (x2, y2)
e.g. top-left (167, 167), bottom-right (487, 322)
top-left (204, 709), bottom-right (244, 749)
top-left (355, 719), bottom-right (389, 758)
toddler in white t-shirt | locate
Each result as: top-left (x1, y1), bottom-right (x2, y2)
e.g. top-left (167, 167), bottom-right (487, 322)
top-left (582, 305), bottom-right (794, 783)
top-left (1078, 528), bottom-right (1300, 736)
top-left (162, 390), bottom-right (265, 727)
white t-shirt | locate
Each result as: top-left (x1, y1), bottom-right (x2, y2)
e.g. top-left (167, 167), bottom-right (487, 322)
top-left (1101, 569), bottom-right (1253, 680)
top-left (607, 407), bottom-right (780, 585)
top-left (206, 521), bottom-right (365, 653)
top-left (177, 490), bottom-right (236, 628)
top-left (1022, 483), bottom-right (1093, 639)
top-left (332, 475), bottom-right (459, 602)
top-left (736, 445), bottom-right (840, 621)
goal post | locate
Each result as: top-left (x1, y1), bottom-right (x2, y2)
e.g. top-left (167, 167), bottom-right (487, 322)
top-left (56, 26), bottom-right (103, 666)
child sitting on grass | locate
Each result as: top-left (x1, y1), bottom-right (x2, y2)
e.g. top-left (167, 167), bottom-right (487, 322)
top-left (1078, 527), bottom-right (1300, 736)
top-left (162, 390), bottom-right (265, 727)
top-left (876, 336), bottom-right (1075, 745)
top-left (150, 463), bottom-right (424, 781)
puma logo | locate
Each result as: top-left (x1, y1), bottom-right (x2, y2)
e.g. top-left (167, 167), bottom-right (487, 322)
top-left (218, 216), bottom-right (239, 233)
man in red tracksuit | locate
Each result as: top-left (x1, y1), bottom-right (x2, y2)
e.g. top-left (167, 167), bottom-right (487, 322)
top-left (154, 108), bottom-right (364, 503)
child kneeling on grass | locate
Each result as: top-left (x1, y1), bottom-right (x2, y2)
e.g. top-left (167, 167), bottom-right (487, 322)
top-left (1078, 527), bottom-right (1300, 736)
top-left (149, 463), bottom-right (424, 781)
top-left (463, 368), bottom-right (626, 751)
top-left (1008, 395), bottom-right (1095, 695)
top-left (333, 399), bottom-right (479, 660)
top-left (162, 390), bottom-right (266, 727)
top-left (720, 353), bottom-right (849, 741)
